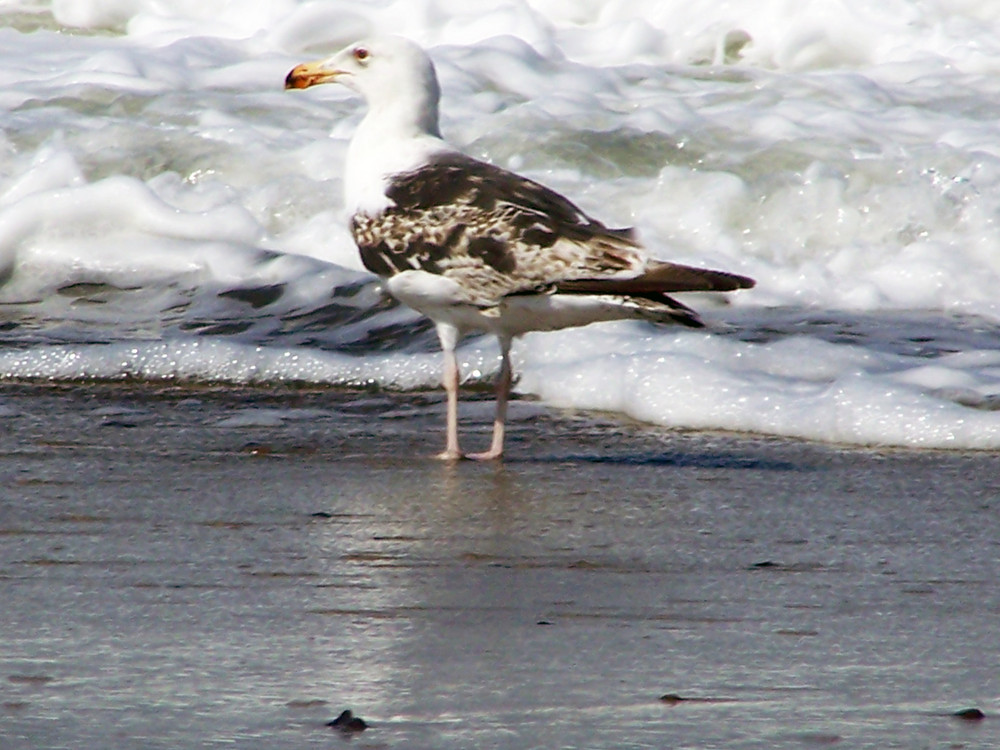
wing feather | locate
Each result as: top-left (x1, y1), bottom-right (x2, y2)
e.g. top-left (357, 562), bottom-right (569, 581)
top-left (350, 153), bottom-right (646, 304)
top-left (349, 153), bottom-right (755, 313)
top-left (555, 260), bottom-right (755, 295)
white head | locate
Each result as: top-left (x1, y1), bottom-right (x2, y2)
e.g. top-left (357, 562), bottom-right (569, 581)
top-left (286, 36), bottom-right (441, 138)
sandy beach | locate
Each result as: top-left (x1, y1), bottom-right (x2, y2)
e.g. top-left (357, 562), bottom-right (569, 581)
top-left (1, 382), bottom-right (998, 748)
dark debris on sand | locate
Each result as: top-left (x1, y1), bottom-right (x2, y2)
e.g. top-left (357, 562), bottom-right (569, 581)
top-left (328, 709), bottom-right (368, 733)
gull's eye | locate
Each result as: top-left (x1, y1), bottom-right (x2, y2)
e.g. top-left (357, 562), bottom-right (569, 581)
top-left (353, 47), bottom-right (370, 64)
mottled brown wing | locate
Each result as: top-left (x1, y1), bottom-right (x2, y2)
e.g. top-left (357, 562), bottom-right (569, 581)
top-left (350, 153), bottom-right (646, 305)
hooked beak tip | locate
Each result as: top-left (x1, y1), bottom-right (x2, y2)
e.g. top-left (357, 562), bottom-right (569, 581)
top-left (284, 62), bottom-right (340, 90)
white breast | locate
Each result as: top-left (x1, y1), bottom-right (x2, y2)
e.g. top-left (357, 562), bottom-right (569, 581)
top-left (344, 114), bottom-right (451, 216)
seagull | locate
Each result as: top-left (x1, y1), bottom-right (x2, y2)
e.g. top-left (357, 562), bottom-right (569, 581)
top-left (285, 36), bottom-right (754, 461)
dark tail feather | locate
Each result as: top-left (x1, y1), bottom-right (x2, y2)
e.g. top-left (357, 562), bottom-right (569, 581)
top-left (552, 261), bottom-right (753, 327)
top-left (655, 293), bottom-right (705, 328)
top-left (555, 261), bottom-right (755, 296)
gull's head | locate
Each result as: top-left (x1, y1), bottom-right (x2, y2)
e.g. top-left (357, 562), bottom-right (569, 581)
top-left (285, 36), bottom-right (441, 134)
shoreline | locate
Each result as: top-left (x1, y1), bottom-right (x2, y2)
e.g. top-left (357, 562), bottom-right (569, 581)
top-left (2, 381), bottom-right (998, 748)
top-left (2, 378), bottom-right (997, 458)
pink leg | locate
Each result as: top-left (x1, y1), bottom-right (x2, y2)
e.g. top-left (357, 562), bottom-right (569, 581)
top-left (435, 324), bottom-right (463, 461)
top-left (467, 336), bottom-right (512, 461)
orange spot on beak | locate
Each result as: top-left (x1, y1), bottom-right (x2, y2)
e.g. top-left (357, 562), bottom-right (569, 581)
top-left (284, 61), bottom-right (342, 90)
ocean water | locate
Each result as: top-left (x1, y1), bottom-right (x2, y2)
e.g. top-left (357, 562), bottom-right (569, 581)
top-left (2, 0), bottom-right (1000, 448)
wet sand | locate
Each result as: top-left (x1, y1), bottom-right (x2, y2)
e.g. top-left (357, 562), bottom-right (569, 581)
top-left (1, 382), bottom-right (999, 749)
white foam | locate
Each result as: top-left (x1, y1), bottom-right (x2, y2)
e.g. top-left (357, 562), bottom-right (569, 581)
top-left (517, 324), bottom-right (1000, 449)
top-left (0, 338), bottom-right (440, 388)
top-left (1, 0), bottom-right (1000, 448)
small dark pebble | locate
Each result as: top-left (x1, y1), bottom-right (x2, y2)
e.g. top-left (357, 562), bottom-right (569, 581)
top-left (659, 693), bottom-right (686, 704)
top-left (241, 443), bottom-right (273, 456)
top-left (953, 708), bottom-right (985, 721)
top-left (328, 709), bottom-right (367, 733)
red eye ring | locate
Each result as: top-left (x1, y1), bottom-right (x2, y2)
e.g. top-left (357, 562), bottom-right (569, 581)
top-left (353, 47), bottom-right (370, 63)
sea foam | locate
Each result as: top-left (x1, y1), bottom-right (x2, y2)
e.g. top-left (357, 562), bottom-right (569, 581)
top-left (1, 0), bottom-right (999, 448)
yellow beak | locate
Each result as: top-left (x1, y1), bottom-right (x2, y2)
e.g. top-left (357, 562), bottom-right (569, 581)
top-left (284, 60), bottom-right (342, 90)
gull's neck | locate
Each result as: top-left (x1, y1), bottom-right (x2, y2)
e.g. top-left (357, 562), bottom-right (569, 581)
top-left (344, 82), bottom-right (449, 216)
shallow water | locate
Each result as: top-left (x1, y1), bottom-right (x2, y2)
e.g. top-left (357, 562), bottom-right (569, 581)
top-left (1, 384), bottom-right (999, 748)
top-left (1, 1), bottom-right (1000, 447)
